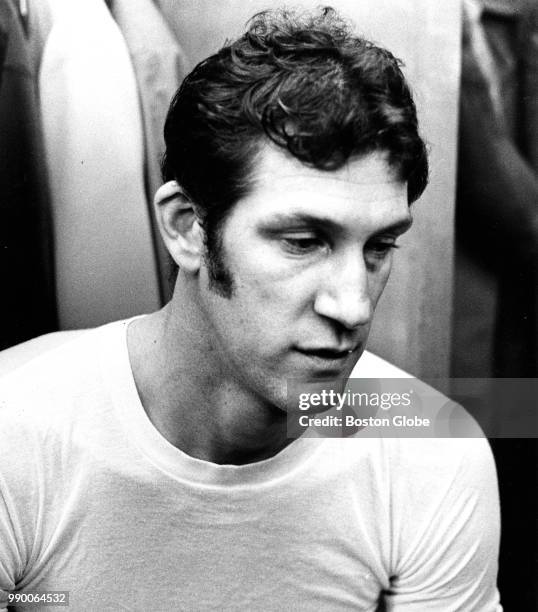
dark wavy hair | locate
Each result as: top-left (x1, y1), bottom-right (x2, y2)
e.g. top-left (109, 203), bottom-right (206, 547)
top-left (162, 7), bottom-right (428, 286)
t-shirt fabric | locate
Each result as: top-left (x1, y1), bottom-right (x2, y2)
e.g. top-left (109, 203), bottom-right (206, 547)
top-left (0, 320), bottom-right (502, 611)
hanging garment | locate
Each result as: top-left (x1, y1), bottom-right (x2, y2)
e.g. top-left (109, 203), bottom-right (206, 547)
top-left (0, 0), bottom-right (58, 350)
top-left (39, 0), bottom-right (160, 329)
top-left (453, 0), bottom-right (538, 378)
top-left (152, 0), bottom-right (191, 57)
top-left (25, 0), bottom-right (54, 76)
top-left (0, 20), bottom-right (7, 89)
top-left (111, 0), bottom-right (189, 303)
top-left (520, 0), bottom-right (538, 172)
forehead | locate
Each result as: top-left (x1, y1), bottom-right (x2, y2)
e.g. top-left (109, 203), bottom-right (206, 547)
top-left (234, 144), bottom-right (410, 232)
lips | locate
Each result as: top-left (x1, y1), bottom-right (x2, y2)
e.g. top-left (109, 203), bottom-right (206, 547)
top-left (297, 347), bottom-right (355, 360)
top-left (294, 342), bottom-right (361, 365)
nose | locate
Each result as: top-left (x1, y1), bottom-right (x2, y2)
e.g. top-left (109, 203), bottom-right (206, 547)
top-left (313, 248), bottom-right (373, 330)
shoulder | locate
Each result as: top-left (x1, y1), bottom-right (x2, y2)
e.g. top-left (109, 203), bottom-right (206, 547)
top-left (0, 320), bottom-right (132, 442)
top-left (352, 349), bottom-right (486, 438)
top-left (347, 350), bottom-right (498, 506)
top-left (384, 436), bottom-right (498, 505)
top-left (0, 327), bottom-right (99, 417)
top-left (0, 330), bottom-right (85, 379)
top-left (0, 320), bottom-right (134, 528)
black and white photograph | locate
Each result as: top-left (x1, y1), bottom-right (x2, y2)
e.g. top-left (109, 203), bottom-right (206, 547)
top-left (0, 0), bottom-right (536, 610)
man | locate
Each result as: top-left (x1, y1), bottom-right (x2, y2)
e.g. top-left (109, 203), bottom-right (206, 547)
top-left (0, 7), bottom-right (501, 611)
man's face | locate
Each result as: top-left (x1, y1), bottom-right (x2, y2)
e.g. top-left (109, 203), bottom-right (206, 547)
top-left (196, 145), bottom-right (411, 411)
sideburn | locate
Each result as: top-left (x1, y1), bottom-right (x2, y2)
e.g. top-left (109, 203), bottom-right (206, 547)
top-left (204, 225), bottom-right (235, 299)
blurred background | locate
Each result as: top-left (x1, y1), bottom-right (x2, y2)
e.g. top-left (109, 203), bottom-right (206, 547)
top-left (0, 0), bottom-right (536, 608)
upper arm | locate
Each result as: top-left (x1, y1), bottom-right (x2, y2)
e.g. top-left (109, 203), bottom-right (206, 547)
top-left (0, 402), bottom-right (38, 605)
top-left (0, 475), bottom-right (20, 612)
top-left (383, 438), bottom-right (502, 611)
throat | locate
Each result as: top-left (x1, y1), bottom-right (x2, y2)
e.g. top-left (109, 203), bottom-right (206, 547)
top-left (154, 390), bottom-right (294, 465)
top-left (190, 433), bottom-right (295, 466)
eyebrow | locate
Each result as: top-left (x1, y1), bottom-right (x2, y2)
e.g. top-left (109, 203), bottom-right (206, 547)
top-left (258, 212), bottom-right (414, 236)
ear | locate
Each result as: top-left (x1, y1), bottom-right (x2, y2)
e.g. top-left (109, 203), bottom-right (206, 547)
top-left (154, 181), bottom-right (204, 274)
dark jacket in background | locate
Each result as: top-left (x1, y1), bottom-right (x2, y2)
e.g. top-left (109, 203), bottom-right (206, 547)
top-left (454, 0), bottom-right (538, 378)
top-left (0, 0), bottom-right (57, 350)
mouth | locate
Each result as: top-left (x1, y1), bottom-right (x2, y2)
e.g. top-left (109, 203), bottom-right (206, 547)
top-left (294, 345), bottom-right (360, 370)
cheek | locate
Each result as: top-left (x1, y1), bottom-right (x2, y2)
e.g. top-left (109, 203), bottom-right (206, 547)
top-left (369, 260), bottom-right (393, 305)
top-left (233, 275), bottom-right (305, 326)
top-left (235, 245), bottom-right (303, 283)
top-left (230, 247), bottom-right (317, 315)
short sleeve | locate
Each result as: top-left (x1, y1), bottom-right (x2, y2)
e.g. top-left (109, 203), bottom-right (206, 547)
top-left (0, 471), bottom-right (21, 611)
top-left (383, 437), bottom-right (502, 611)
top-left (0, 438), bottom-right (26, 610)
top-left (0, 391), bottom-right (44, 609)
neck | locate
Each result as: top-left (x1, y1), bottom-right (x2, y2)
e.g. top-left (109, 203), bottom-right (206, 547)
top-left (127, 283), bottom-right (293, 465)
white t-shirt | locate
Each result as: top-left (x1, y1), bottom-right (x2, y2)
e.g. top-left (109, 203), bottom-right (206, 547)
top-left (0, 320), bottom-right (502, 611)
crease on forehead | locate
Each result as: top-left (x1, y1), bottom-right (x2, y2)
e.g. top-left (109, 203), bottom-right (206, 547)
top-left (251, 171), bottom-right (407, 207)
top-left (251, 145), bottom-right (404, 200)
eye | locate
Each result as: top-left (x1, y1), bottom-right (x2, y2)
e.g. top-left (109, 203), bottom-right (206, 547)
top-left (364, 239), bottom-right (399, 264)
top-left (281, 233), bottom-right (327, 255)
